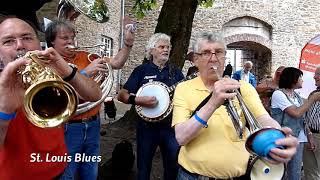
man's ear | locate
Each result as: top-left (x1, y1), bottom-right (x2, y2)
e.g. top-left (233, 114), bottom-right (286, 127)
top-left (193, 55), bottom-right (199, 67)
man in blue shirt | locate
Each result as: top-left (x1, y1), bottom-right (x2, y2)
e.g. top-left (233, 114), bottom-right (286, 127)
top-left (118, 33), bottom-right (184, 180)
top-left (232, 61), bottom-right (257, 87)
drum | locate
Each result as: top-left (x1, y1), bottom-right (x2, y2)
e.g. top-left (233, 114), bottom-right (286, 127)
top-left (135, 81), bottom-right (172, 122)
top-left (247, 155), bottom-right (285, 180)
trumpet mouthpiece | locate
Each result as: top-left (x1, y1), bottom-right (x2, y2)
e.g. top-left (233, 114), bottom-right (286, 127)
top-left (211, 66), bottom-right (218, 70)
top-left (66, 45), bottom-right (77, 50)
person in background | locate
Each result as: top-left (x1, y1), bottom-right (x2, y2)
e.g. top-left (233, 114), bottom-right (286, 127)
top-left (303, 65), bottom-right (320, 180)
top-left (232, 60), bottom-right (257, 87)
top-left (222, 63), bottom-right (233, 77)
top-left (172, 32), bottom-right (298, 180)
top-left (0, 17), bottom-right (101, 180)
top-left (270, 67), bottom-right (320, 180)
top-left (186, 51), bottom-right (198, 76)
top-left (45, 19), bottom-right (134, 180)
top-left (256, 66), bottom-right (285, 113)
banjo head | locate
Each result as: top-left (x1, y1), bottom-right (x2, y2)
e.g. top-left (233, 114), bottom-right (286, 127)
top-left (135, 82), bottom-right (171, 121)
top-left (249, 156), bottom-right (285, 180)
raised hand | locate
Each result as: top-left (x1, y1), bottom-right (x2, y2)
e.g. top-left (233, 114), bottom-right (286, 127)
top-left (208, 78), bottom-right (241, 109)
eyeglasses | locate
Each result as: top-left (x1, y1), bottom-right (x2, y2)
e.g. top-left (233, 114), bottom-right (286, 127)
top-left (57, 35), bottom-right (75, 41)
top-left (195, 49), bottom-right (226, 60)
top-left (1, 35), bottom-right (37, 47)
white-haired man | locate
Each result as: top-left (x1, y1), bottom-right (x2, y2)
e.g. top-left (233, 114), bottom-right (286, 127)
top-left (118, 33), bottom-right (184, 180)
top-left (172, 32), bottom-right (298, 180)
top-left (232, 60), bottom-right (257, 87)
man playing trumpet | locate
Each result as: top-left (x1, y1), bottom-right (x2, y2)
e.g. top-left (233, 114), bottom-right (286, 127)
top-left (0, 17), bottom-right (101, 179)
top-left (172, 32), bottom-right (299, 180)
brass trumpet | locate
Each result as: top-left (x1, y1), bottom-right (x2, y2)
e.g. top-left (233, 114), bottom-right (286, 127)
top-left (19, 52), bottom-right (78, 128)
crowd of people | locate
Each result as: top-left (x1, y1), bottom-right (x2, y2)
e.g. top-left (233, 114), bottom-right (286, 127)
top-left (0, 6), bottom-right (320, 180)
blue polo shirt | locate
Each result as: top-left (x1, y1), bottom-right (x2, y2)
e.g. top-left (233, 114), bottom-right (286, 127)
top-left (123, 61), bottom-right (184, 94)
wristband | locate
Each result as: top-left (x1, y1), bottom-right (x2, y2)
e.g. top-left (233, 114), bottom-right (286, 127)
top-left (63, 64), bottom-right (78, 82)
top-left (128, 95), bottom-right (136, 105)
top-left (0, 111), bottom-right (16, 121)
top-left (79, 70), bottom-right (89, 77)
top-left (194, 112), bottom-right (208, 128)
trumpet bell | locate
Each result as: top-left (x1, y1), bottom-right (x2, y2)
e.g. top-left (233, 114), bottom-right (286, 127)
top-left (245, 128), bottom-right (285, 158)
top-left (58, 0), bottom-right (109, 23)
top-left (24, 80), bottom-right (78, 128)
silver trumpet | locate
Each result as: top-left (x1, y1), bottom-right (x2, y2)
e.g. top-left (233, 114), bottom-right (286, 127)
top-left (225, 88), bottom-right (286, 180)
top-left (215, 66), bottom-right (286, 179)
top-left (224, 88), bottom-right (285, 156)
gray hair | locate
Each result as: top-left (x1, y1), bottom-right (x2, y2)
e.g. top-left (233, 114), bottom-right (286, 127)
top-left (145, 33), bottom-right (171, 59)
top-left (192, 32), bottom-right (226, 53)
top-left (244, 61), bottom-right (253, 66)
top-left (45, 20), bottom-right (76, 48)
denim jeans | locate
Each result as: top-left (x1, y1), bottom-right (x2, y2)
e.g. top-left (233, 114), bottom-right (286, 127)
top-left (176, 167), bottom-right (198, 180)
top-left (60, 115), bottom-right (100, 180)
top-left (136, 120), bottom-right (179, 180)
top-left (284, 142), bottom-right (304, 180)
top-left (303, 133), bottom-right (320, 180)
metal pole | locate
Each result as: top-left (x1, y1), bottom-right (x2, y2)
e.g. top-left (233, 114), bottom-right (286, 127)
top-left (117, 0), bottom-right (125, 93)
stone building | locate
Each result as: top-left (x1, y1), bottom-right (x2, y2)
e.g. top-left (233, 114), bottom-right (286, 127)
top-left (119, 0), bottom-right (320, 83)
top-left (36, 0), bottom-right (320, 91)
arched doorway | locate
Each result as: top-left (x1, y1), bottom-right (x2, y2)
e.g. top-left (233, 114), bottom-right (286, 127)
top-left (222, 16), bottom-right (273, 82)
top-left (226, 41), bottom-right (271, 82)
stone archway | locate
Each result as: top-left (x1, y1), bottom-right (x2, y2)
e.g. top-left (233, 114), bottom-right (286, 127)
top-left (226, 40), bottom-right (272, 82)
top-left (222, 16), bottom-right (273, 82)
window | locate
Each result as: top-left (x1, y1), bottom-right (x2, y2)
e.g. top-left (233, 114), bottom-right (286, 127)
top-left (100, 36), bottom-right (113, 58)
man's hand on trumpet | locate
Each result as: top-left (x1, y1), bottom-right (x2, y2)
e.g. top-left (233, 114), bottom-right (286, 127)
top-left (30, 47), bottom-right (75, 78)
top-left (208, 78), bottom-right (241, 109)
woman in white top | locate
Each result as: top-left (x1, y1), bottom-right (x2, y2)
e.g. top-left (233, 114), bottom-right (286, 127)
top-left (271, 67), bottom-right (320, 180)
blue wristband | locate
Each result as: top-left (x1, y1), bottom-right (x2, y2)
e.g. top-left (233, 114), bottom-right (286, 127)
top-left (79, 70), bottom-right (89, 77)
top-left (194, 112), bottom-right (208, 128)
top-left (0, 111), bottom-right (16, 121)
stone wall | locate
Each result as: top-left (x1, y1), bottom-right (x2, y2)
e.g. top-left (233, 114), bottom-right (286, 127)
top-left (120, 0), bottom-right (320, 82)
top-left (36, 0), bottom-right (320, 88)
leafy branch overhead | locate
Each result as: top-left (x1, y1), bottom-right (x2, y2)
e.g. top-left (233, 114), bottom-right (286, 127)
top-left (133, 0), bottom-right (214, 19)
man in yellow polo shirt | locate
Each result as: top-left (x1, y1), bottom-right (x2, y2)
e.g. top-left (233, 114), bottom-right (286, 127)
top-left (172, 32), bottom-right (299, 180)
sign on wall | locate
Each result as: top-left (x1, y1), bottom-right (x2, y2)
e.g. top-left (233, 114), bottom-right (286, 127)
top-left (298, 35), bottom-right (320, 98)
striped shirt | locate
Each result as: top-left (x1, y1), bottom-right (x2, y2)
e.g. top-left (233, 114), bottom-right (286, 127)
top-left (305, 87), bottom-right (320, 131)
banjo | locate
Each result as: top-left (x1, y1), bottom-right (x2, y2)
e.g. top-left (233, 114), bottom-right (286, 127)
top-left (135, 72), bottom-right (198, 122)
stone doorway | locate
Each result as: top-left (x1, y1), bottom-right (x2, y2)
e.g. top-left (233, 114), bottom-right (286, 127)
top-left (226, 41), bottom-right (272, 82)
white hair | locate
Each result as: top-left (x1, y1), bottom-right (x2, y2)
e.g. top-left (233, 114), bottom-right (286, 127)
top-left (192, 32), bottom-right (226, 53)
top-left (244, 61), bottom-right (253, 66)
top-left (145, 33), bottom-right (171, 60)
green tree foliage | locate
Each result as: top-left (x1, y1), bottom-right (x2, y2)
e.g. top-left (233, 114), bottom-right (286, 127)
top-left (133, 0), bottom-right (214, 19)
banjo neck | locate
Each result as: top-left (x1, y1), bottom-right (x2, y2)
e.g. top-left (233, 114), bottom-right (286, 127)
top-left (168, 72), bottom-right (198, 94)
